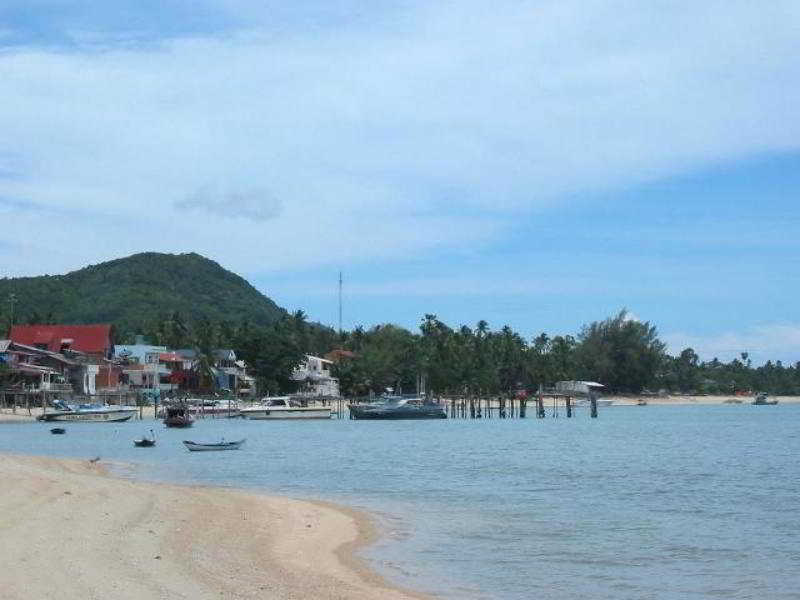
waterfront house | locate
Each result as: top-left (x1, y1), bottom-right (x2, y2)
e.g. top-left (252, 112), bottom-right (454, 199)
top-left (292, 354), bottom-right (340, 397)
top-left (173, 348), bottom-right (255, 395)
top-left (0, 340), bottom-right (79, 394)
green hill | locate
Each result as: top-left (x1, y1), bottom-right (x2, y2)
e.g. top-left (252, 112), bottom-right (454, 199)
top-left (0, 252), bottom-right (287, 338)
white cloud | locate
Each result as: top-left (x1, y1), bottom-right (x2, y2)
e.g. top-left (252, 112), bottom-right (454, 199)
top-left (663, 324), bottom-right (800, 365)
top-left (0, 1), bottom-right (798, 278)
top-left (175, 186), bottom-right (283, 222)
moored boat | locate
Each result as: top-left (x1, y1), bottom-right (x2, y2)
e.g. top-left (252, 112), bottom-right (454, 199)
top-left (38, 401), bottom-right (137, 423)
top-left (133, 429), bottom-right (156, 447)
top-left (752, 393), bottom-right (778, 405)
top-left (573, 398), bottom-right (614, 408)
top-left (240, 397), bottom-right (331, 420)
top-left (183, 438), bottom-right (245, 451)
top-left (163, 405), bottom-right (195, 428)
top-left (50, 427), bottom-right (66, 434)
top-left (348, 396), bottom-right (447, 420)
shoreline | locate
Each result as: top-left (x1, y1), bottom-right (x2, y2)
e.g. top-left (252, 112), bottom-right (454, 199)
top-left (0, 452), bottom-right (431, 600)
top-left (2, 394), bottom-right (798, 424)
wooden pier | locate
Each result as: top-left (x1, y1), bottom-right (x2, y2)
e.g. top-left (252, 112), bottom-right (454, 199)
top-left (434, 390), bottom-right (599, 419)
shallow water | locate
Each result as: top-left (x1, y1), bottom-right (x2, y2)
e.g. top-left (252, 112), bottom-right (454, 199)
top-left (2, 405), bottom-right (799, 599)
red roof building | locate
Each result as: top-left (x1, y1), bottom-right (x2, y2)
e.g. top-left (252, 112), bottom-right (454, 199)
top-left (9, 324), bottom-right (114, 358)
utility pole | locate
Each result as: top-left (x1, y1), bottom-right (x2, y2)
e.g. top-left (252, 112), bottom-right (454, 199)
top-left (338, 271), bottom-right (343, 337)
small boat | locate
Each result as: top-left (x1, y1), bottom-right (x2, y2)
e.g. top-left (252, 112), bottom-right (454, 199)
top-left (38, 400), bottom-right (137, 423)
top-left (133, 429), bottom-right (156, 447)
top-left (182, 438), bottom-right (245, 452)
top-left (573, 398), bottom-right (615, 408)
top-left (163, 405), bottom-right (195, 428)
top-left (50, 427), bottom-right (66, 434)
top-left (752, 393), bottom-right (778, 405)
top-left (240, 396), bottom-right (331, 420)
top-left (348, 396), bottom-right (447, 420)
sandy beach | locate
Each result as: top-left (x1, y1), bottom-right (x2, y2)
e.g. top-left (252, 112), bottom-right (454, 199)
top-left (603, 394), bottom-right (800, 406)
top-left (0, 453), bottom-right (428, 600)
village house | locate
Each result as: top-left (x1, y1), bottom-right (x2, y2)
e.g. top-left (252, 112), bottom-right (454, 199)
top-left (292, 354), bottom-right (340, 397)
top-left (173, 348), bottom-right (255, 396)
top-left (0, 340), bottom-right (98, 394)
top-left (9, 324), bottom-right (120, 391)
top-left (10, 324), bottom-right (114, 358)
top-left (113, 340), bottom-right (189, 394)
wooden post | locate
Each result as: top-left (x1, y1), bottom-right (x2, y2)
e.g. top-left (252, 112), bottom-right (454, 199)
top-left (590, 393), bottom-right (598, 418)
top-left (519, 397), bottom-right (526, 418)
top-left (536, 385), bottom-right (545, 419)
top-left (565, 395), bottom-right (572, 418)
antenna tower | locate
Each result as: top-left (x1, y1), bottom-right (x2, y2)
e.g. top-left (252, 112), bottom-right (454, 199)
top-left (338, 271), bottom-right (343, 336)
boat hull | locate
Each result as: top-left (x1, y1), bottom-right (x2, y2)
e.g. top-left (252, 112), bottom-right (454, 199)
top-left (348, 405), bottom-right (447, 420)
top-left (183, 439), bottom-right (245, 451)
top-left (240, 407), bottom-right (331, 420)
top-left (164, 418), bottom-right (194, 428)
top-left (39, 409), bottom-right (136, 422)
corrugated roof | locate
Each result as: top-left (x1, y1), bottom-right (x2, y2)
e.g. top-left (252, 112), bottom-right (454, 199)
top-left (10, 324), bottom-right (113, 355)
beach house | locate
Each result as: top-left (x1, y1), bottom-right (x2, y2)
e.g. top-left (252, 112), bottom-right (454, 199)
top-left (292, 354), bottom-right (340, 397)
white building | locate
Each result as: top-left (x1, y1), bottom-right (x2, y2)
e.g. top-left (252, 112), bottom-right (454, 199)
top-left (292, 355), bottom-right (340, 397)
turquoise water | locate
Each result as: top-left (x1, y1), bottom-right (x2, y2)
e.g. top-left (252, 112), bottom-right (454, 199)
top-left (2, 405), bottom-right (799, 599)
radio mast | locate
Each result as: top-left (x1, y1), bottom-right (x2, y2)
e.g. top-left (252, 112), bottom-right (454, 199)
top-left (338, 271), bottom-right (343, 336)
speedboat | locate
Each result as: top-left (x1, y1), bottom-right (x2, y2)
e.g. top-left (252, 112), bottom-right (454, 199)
top-left (240, 396), bottom-right (331, 420)
top-left (348, 396), bottom-right (447, 420)
top-left (38, 401), bottom-right (137, 423)
top-left (183, 438), bottom-right (245, 452)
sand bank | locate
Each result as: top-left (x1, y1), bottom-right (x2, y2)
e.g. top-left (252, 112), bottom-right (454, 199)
top-left (604, 394), bottom-right (800, 406)
top-left (0, 453), bottom-right (428, 600)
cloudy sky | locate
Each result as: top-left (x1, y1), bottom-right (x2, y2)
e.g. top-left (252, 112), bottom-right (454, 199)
top-left (2, 1), bottom-right (799, 363)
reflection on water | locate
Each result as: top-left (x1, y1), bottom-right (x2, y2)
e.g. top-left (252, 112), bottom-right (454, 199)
top-left (1, 405), bottom-right (799, 599)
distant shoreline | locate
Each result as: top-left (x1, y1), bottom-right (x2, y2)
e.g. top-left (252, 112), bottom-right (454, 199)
top-left (2, 394), bottom-right (797, 424)
top-left (602, 394), bottom-right (800, 406)
top-left (0, 453), bottom-right (430, 600)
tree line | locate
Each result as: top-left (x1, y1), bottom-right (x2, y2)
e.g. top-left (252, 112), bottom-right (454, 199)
top-left (4, 307), bottom-right (799, 396)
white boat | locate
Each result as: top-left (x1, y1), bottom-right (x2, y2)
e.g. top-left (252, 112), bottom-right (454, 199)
top-left (573, 398), bottom-right (614, 407)
top-left (38, 401), bottom-right (138, 422)
top-left (240, 396), bottom-right (332, 420)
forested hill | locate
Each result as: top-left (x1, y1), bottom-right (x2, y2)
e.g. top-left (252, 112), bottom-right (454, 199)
top-left (0, 252), bottom-right (287, 338)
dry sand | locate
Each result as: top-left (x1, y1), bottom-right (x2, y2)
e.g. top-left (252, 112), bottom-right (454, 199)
top-left (0, 453), bottom-right (429, 600)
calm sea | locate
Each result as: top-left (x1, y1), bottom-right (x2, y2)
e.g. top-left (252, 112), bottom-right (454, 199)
top-left (2, 405), bottom-right (799, 599)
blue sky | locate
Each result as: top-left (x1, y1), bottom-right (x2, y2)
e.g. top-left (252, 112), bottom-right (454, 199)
top-left (1, 1), bottom-right (799, 363)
